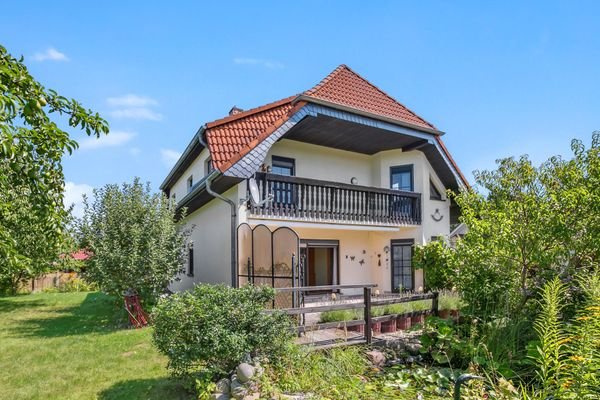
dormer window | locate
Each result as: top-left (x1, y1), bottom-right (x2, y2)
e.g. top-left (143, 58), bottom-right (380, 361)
top-left (430, 179), bottom-right (443, 201)
top-left (272, 156), bottom-right (295, 176)
top-left (187, 176), bottom-right (193, 193)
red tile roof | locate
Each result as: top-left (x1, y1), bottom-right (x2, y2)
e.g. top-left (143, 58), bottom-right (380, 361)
top-left (304, 65), bottom-right (436, 131)
top-left (204, 65), bottom-right (466, 187)
top-left (206, 96), bottom-right (298, 173)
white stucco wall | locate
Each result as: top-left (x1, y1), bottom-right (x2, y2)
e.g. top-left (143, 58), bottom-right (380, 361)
top-left (170, 148), bottom-right (211, 204)
top-left (169, 187), bottom-right (237, 292)
top-left (277, 226), bottom-right (424, 294)
top-left (266, 140), bottom-right (373, 187)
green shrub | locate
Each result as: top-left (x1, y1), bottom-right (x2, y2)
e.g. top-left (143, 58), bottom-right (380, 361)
top-left (152, 284), bottom-right (294, 378)
top-left (319, 309), bottom-right (360, 323)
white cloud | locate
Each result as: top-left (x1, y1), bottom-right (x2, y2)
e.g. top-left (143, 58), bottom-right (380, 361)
top-left (32, 47), bottom-right (69, 62)
top-left (233, 57), bottom-right (284, 69)
top-left (161, 149), bottom-right (181, 168)
top-left (64, 182), bottom-right (93, 218)
top-left (106, 94), bottom-right (163, 121)
top-left (106, 94), bottom-right (158, 108)
top-left (108, 107), bottom-right (163, 121)
top-left (78, 130), bottom-right (136, 150)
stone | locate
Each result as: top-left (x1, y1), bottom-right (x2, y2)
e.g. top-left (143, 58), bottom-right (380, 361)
top-left (365, 350), bottom-right (386, 367)
top-left (236, 363), bottom-right (256, 383)
top-left (215, 378), bottom-right (231, 394)
top-left (242, 393), bottom-right (260, 400)
top-left (230, 378), bottom-right (248, 400)
top-left (405, 342), bottom-right (422, 355)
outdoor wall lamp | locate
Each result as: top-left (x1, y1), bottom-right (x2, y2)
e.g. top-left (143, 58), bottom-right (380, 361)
top-left (350, 177), bottom-right (358, 185)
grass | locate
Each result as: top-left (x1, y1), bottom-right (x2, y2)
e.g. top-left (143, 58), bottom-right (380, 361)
top-left (0, 291), bottom-right (192, 400)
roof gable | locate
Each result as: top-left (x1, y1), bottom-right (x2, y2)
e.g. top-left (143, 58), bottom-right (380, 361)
top-left (205, 65), bottom-right (439, 173)
top-left (304, 65), bottom-right (436, 131)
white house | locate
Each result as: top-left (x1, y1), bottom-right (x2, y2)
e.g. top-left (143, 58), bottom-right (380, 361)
top-left (161, 65), bottom-right (468, 295)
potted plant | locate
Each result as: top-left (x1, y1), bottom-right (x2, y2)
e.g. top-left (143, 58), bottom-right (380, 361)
top-left (371, 306), bottom-right (385, 334)
top-left (381, 304), bottom-right (398, 333)
top-left (385, 302), bottom-right (412, 330)
top-left (320, 309), bottom-right (363, 333)
top-left (410, 300), bottom-right (429, 326)
top-left (438, 291), bottom-right (461, 320)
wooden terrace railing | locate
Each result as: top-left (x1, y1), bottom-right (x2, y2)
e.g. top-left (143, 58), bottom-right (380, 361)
top-left (249, 173), bottom-right (422, 225)
top-left (267, 284), bottom-right (439, 346)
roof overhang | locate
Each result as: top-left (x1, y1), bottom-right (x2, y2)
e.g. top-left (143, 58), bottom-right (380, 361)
top-left (222, 102), bottom-right (468, 191)
top-left (159, 126), bottom-right (206, 192)
top-left (293, 94), bottom-right (444, 136)
top-left (175, 170), bottom-right (242, 217)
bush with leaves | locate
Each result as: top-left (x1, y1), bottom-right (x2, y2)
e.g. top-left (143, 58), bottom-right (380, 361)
top-left (78, 178), bottom-right (189, 304)
top-left (0, 45), bottom-right (109, 294)
top-left (413, 240), bottom-right (456, 290)
top-left (152, 284), bottom-right (294, 378)
top-left (451, 134), bottom-right (600, 318)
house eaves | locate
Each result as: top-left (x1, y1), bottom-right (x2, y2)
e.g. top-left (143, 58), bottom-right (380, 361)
top-left (159, 127), bottom-right (206, 192)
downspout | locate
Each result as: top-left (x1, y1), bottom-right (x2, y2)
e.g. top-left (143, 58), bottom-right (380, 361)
top-left (199, 130), bottom-right (239, 288)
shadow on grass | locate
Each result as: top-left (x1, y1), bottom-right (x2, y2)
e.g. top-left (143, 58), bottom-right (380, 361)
top-left (0, 297), bottom-right (46, 313)
top-left (98, 377), bottom-right (193, 400)
top-left (9, 292), bottom-right (128, 338)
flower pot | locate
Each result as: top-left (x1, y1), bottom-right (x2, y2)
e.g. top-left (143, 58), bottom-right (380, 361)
top-left (346, 323), bottom-right (365, 333)
top-left (396, 315), bottom-right (412, 330)
top-left (450, 309), bottom-right (460, 320)
top-left (372, 321), bottom-right (381, 335)
top-left (381, 319), bottom-right (397, 333)
top-left (439, 309), bottom-right (451, 319)
top-left (411, 313), bottom-right (425, 326)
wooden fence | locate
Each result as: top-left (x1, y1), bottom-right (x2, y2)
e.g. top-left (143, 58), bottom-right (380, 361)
top-left (22, 272), bottom-right (79, 292)
top-left (268, 284), bottom-right (439, 346)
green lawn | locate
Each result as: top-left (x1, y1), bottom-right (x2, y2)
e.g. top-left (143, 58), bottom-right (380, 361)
top-left (0, 291), bottom-right (193, 400)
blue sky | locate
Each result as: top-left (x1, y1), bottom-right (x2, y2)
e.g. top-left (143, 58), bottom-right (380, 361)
top-left (1, 1), bottom-right (599, 215)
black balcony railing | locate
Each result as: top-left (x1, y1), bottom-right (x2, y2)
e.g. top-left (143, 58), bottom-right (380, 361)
top-left (248, 172), bottom-right (421, 225)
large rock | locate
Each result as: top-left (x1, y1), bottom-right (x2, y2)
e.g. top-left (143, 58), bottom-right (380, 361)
top-left (365, 350), bottom-right (386, 367)
top-left (236, 363), bottom-right (256, 383)
top-left (215, 378), bottom-right (231, 394)
top-left (230, 377), bottom-right (248, 400)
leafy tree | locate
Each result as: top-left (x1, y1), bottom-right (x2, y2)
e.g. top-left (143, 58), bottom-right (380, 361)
top-left (79, 178), bottom-right (189, 304)
top-left (541, 132), bottom-right (600, 272)
top-left (451, 134), bottom-right (599, 317)
top-left (0, 45), bottom-right (109, 294)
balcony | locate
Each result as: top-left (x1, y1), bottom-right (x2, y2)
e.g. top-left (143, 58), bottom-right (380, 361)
top-left (247, 172), bottom-right (421, 226)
